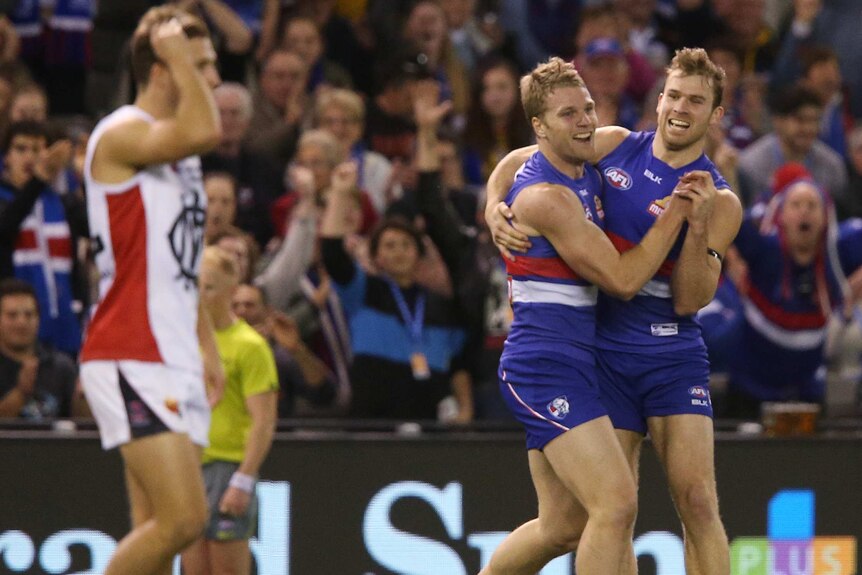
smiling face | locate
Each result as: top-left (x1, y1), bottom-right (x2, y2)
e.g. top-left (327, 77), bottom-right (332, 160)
top-left (533, 85), bottom-right (597, 165)
top-left (373, 228), bottom-right (421, 283)
top-left (656, 71), bottom-right (723, 152)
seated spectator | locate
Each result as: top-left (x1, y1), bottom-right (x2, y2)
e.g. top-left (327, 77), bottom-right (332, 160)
top-left (462, 58), bottom-right (532, 185)
top-left (280, 16), bottom-right (352, 92)
top-left (0, 121), bottom-right (80, 355)
top-left (798, 46), bottom-right (854, 160)
top-left (270, 129), bottom-right (377, 239)
top-left (738, 86), bottom-right (847, 207)
top-left (245, 50), bottom-right (308, 170)
top-left (315, 88), bottom-right (401, 213)
top-left (0, 278), bottom-right (83, 419)
top-left (231, 283), bottom-right (337, 417)
top-left (202, 82), bottom-right (282, 248)
top-left (576, 38), bottom-right (641, 130)
top-left (320, 161), bottom-right (472, 421)
top-left (724, 165), bottom-right (862, 418)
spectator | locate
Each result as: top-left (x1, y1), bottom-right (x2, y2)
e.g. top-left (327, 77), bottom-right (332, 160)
top-left (182, 247), bottom-right (278, 575)
top-left (613, 0), bottom-right (673, 72)
top-left (0, 121), bottom-right (80, 355)
top-left (202, 82), bottom-right (282, 247)
top-left (738, 86), bottom-right (847, 206)
top-left (231, 283), bottom-right (337, 417)
top-left (401, 1), bottom-right (470, 118)
top-left (280, 16), bottom-right (352, 92)
top-left (724, 165), bottom-right (862, 417)
top-left (270, 129), bottom-right (377, 239)
top-left (43, 0), bottom-right (94, 115)
top-left (191, 0), bottom-right (254, 83)
top-left (497, 0), bottom-right (579, 69)
top-left (320, 161), bottom-right (472, 421)
top-left (365, 52), bottom-right (426, 162)
top-left (439, 0), bottom-right (505, 75)
top-left (798, 46), bottom-right (853, 160)
top-left (576, 38), bottom-right (641, 130)
top-left (203, 171), bottom-right (242, 245)
top-left (772, 0), bottom-right (862, 118)
top-left (841, 126), bottom-right (862, 219)
top-left (211, 228), bottom-right (259, 285)
top-left (315, 88), bottom-right (401, 213)
top-left (707, 40), bottom-right (766, 150)
top-left (8, 83), bottom-right (48, 123)
top-left (246, 49), bottom-right (308, 170)
top-left (0, 278), bottom-right (83, 419)
top-left (255, 166), bottom-right (353, 406)
top-left (462, 58), bottom-right (532, 186)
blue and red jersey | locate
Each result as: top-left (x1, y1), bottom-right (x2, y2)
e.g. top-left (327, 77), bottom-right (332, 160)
top-left (595, 130), bottom-right (730, 352)
top-left (500, 150), bottom-right (605, 384)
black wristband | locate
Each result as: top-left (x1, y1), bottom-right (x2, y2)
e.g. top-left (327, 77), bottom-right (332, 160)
top-left (707, 247), bottom-right (723, 263)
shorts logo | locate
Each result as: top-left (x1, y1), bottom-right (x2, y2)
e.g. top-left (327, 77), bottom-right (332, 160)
top-left (164, 397), bottom-right (180, 414)
top-left (689, 386), bottom-right (711, 407)
top-left (547, 396), bottom-right (570, 420)
top-left (128, 400), bottom-right (152, 428)
top-left (604, 167), bottom-right (633, 190)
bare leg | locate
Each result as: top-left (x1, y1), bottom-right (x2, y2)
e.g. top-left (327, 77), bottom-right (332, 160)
top-left (209, 540), bottom-right (252, 575)
top-left (480, 416), bottom-right (638, 574)
top-left (105, 432), bottom-right (208, 575)
top-left (615, 429), bottom-right (644, 575)
top-left (648, 415), bottom-right (729, 575)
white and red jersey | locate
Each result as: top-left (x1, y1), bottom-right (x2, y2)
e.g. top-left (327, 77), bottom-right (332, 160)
top-left (81, 105), bottom-right (207, 373)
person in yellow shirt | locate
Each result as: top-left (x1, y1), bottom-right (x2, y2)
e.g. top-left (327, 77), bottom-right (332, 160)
top-left (182, 247), bottom-right (279, 575)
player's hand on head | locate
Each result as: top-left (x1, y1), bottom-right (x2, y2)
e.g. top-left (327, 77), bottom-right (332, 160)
top-left (489, 201), bottom-right (531, 260)
top-left (150, 17), bottom-right (193, 68)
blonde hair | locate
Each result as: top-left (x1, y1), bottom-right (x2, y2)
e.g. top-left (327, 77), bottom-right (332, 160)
top-left (298, 129), bottom-right (346, 167)
top-left (666, 47), bottom-right (726, 109)
top-left (315, 88), bottom-right (365, 125)
top-left (520, 57), bottom-right (586, 123)
top-left (202, 246), bottom-right (238, 278)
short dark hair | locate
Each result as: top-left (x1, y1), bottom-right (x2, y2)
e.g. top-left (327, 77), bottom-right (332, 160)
top-left (369, 216), bottom-right (426, 259)
top-left (238, 282), bottom-right (267, 305)
top-left (800, 45), bottom-right (839, 77)
top-left (0, 278), bottom-right (38, 312)
top-left (2, 121), bottom-right (47, 154)
top-left (769, 85), bottom-right (823, 117)
top-left (130, 6), bottom-right (210, 87)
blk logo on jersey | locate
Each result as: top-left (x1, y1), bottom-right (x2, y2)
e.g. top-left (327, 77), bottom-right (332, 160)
top-left (547, 396), bottom-right (570, 419)
top-left (604, 167), bottom-right (633, 190)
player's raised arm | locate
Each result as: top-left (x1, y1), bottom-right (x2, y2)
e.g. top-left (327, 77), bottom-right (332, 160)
top-left (100, 17), bottom-right (222, 170)
top-left (671, 173), bottom-right (743, 315)
top-left (514, 182), bottom-right (689, 300)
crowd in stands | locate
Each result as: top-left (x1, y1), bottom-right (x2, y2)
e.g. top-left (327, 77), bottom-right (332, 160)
top-left (1, 0), bottom-right (861, 423)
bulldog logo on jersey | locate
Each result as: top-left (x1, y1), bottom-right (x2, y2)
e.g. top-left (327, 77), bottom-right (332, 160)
top-left (604, 167), bottom-right (633, 190)
top-left (547, 396), bottom-right (570, 419)
top-left (647, 195), bottom-right (673, 217)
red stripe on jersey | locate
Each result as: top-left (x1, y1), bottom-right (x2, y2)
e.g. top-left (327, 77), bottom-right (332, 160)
top-left (507, 255), bottom-right (580, 281)
top-left (606, 231), bottom-right (676, 277)
top-left (746, 283), bottom-right (827, 330)
top-left (81, 185), bottom-right (163, 362)
top-left (48, 237), bottom-right (71, 259)
top-left (15, 229), bottom-right (37, 250)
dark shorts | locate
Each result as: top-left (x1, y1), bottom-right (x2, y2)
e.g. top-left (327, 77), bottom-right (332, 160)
top-left (597, 347), bottom-right (712, 435)
top-left (499, 358), bottom-right (608, 451)
top-left (202, 461), bottom-right (259, 541)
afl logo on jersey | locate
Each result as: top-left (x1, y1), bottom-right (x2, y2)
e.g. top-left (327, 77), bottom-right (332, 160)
top-left (604, 167), bottom-right (633, 190)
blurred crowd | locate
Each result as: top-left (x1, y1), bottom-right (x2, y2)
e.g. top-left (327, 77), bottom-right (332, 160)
top-left (1, 0), bottom-right (861, 424)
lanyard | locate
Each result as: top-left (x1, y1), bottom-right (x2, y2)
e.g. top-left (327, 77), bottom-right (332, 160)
top-left (384, 276), bottom-right (426, 346)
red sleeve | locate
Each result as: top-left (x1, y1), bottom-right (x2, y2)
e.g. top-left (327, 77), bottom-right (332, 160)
top-left (271, 191), bottom-right (299, 238)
